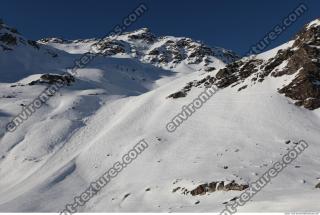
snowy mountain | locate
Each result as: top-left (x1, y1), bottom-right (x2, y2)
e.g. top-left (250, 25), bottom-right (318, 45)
top-left (39, 28), bottom-right (239, 72)
top-left (169, 18), bottom-right (320, 109)
top-left (0, 18), bottom-right (320, 213)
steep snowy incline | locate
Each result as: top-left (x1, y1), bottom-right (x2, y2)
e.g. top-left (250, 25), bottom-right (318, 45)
top-left (1, 51), bottom-right (319, 212)
top-left (0, 21), bottom-right (236, 212)
top-left (0, 18), bottom-right (320, 213)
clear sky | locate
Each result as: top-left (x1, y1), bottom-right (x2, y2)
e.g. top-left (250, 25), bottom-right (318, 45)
top-left (0, 0), bottom-right (319, 55)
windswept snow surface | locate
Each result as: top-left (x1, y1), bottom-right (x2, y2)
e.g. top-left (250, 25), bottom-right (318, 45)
top-left (0, 26), bottom-right (320, 213)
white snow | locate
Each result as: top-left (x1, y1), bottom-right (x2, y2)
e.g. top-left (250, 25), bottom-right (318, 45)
top-left (306, 18), bottom-right (320, 29)
top-left (255, 41), bottom-right (294, 61)
top-left (0, 25), bottom-right (320, 213)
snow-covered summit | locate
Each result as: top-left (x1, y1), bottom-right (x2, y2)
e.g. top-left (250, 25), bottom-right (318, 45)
top-left (39, 27), bottom-right (239, 71)
top-left (306, 18), bottom-right (320, 29)
top-left (0, 18), bottom-right (320, 213)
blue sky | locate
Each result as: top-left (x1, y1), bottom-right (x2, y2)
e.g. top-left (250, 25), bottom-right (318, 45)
top-left (0, 0), bottom-right (319, 55)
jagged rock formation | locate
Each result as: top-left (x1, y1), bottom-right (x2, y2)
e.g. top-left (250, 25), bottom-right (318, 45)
top-left (101, 28), bottom-right (239, 67)
top-left (28, 73), bottom-right (75, 86)
top-left (189, 181), bottom-right (248, 196)
top-left (39, 28), bottom-right (240, 69)
top-left (168, 19), bottom-right (320, 110)
top-left (172, 180), bottom-right (248, 196)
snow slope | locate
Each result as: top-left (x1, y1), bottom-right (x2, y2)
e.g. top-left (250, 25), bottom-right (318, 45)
top-left (0, 19), bottom-right (320, 213)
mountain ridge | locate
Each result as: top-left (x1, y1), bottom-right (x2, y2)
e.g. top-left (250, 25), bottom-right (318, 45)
top-left (0, 18), bottom-right (320, 212)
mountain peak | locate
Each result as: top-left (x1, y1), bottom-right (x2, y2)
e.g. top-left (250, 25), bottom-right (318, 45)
top-left (39, 37), bottom-right (67, 44)
top-left (170, 18), bottom-right (320, 109)
top-left (120, 27), bottom-right (156, 43)
top-left (129, 27), bottom-right (151, 34)
top-left (37, 27), bottom-right (239, 68)
top-left (306, 18), bottom-right (320, 29)
top-left (293, 17), bottom-right (320, 48)
top-left (0, 19), bottom-right (40, 51)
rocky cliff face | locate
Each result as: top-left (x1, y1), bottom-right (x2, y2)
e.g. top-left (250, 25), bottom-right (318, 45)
top-left (0, 20), bottom-right (39, 51)
top-left (96, 28), bottom-right (239, 68)
top-left (278, 19), bottom-right (320, 109)
top-left (39, 28), bottom-right (240, 70)
top-left (170, 18), bottom-right (320, 110)
top-left (0, 20), bottom-right (63, 60)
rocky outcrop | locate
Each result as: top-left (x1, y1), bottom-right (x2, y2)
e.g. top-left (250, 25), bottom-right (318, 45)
top-left (54, 28), bottom-right (240, 68)
top-left (38, 27), bottom-right (239, 71)
top-left (28, 73), bottom-right (75, 86)
top-left (96, 40), bottom-right (127, 56)
top-left (277, 20), bottom-right (320, 110)
top-left (0, 20), bottom-right (43, 52)
top-left (167, 91), bottom-right (187, 99)
top-left (190, 180), bottom-right (248, 196)
top-left (127, 28), bottom-right (156, 43)
top-left (167, 18), bottom-right (320, 110)
top-left (173, 180), bottom-right (248, 196)
top-left (145, 37), bottom-right (239, 66)
top-left (0, 33), bottom-right (17, 46)
top-left (167, 76), bottom-right (216, 98)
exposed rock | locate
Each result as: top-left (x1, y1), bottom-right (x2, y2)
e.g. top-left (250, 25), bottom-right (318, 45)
top-left (127, 28), bottom-right (156, 43)
top-left (173, 187), bottom-right (190, 195)
top-left (167, 76), bottom-right (216, 99)
top-left (223, 180), bottom-right (249, 191)
top-left (151, 37), bottom-right (237, 66)
top-left (123, 193), bottom-right (130, 200)
top-left (0, 21), bottom-right (47, 52)
top-left (96, 40), bottom-right (126, 55)
top-left (167, 91), bottom-right (187, 99)
top-left (208, 182), bottom-right (217, 192)
top-left (0, 33), bottom-right (17, 46)
top-left (188, 180), bottom-right (248, 196)
top-left (223, 196), bottom-right (239, 204)
top-left (214, 59), bottom-right (263, 88)
top-left (169, 58), bottom-right (261, 97)
top-left (148, 49), bottom-right (159, 55)
top-left (188, 45), bottom-right (213, 64)
top-left (264, 49), bottom-right (294, 76)
top-left (272, 21), bottom-right (320, 109)
top-left (38, 27), bottom-right (239, 70)
top-left (238, 85), bottom-right (247, 91)
top-left (28, 73), bottom-right (75, 86)
top-left (216, 181), bottom-right (225, 191)
top-left (204, 66), bottom-right (216, 72)
top-left (167, 19), bottom-right (320, 110)
top-left (190, 184), bottom-right (207, 196)
top-left (172, 187), bottom-right (181, 193)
